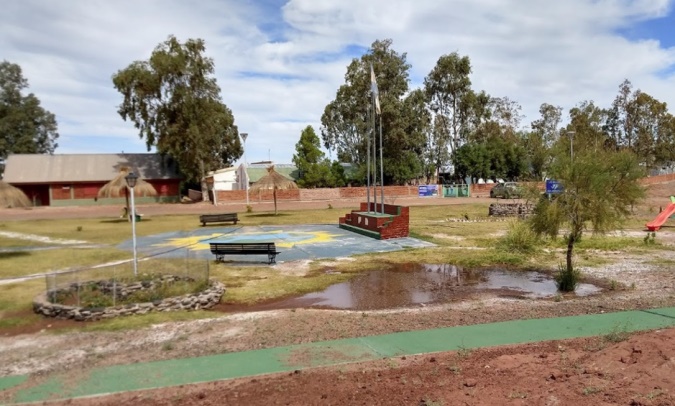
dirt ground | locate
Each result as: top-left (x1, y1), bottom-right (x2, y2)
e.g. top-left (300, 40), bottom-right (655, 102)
top-left (65, 328), bottom-right (675, 406)
top-left (1, 182), bottom-right (674, 405)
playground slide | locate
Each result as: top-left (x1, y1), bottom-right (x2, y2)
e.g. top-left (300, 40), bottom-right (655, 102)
top-left (646, 196), bottom-right (675, 231)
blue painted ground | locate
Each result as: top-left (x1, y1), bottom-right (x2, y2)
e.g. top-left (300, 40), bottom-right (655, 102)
top-left (117, 225), bottom-right (434, 264)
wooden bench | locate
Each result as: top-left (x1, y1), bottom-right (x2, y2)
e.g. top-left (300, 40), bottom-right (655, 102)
top-left (199, 213), bottom-right (239, 226)
top-left (209, 242), bottom-right (280, 264)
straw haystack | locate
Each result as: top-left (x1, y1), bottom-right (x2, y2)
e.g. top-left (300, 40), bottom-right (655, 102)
top-left (249, 165), bottom-right (298, 215)
top-left (98, 167), bottom-right (157, 218)
top-left (0, 181), bottom-right (31, 208)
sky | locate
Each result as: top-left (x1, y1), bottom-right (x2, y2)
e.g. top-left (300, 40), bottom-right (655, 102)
top-left (2, 0), bottom-right (675, 166)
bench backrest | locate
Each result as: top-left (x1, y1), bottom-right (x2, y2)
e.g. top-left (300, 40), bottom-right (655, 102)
top-left (210, 242), bottom-right (276, 253)
top-left (200, 213), bottom-right (237, 221)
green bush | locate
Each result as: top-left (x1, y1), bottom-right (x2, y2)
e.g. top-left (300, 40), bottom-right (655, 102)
top-left (554, 263), bottom-right (580, 292)
top-left (498, 220), bottom-right (540, 254)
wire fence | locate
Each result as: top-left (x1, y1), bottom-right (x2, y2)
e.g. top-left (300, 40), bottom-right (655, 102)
top-left (45, 248), bottom-right (209, 308)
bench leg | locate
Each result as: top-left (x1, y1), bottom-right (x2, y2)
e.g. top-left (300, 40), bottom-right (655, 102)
top-left (268, 254), bottom-right (276, 264)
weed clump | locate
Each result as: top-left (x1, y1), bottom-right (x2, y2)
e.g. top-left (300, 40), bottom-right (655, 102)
top-left (498, 220), bottom-right (540, 254)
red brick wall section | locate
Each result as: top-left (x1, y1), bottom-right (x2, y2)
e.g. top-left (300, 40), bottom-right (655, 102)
top-left (73, 183), bottom-right (103, 199)
top-left (340, 187), bottom-right (367, 199)
top-left (216, 190), bottom-right (247, 202)
top-left (51, 184), bottom-right (71, 200)
top-left (299, 188), bottom-right (341, 200)
top-left (252, 189), bottom-right (300, 201)
top-left (147, 180), bottom-right (180, 197)
top-left (348, 204), bottom-right (409, 239)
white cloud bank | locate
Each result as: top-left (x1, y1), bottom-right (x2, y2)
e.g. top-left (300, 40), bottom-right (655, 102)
top-left (1, 0), bottom-right (674, 163)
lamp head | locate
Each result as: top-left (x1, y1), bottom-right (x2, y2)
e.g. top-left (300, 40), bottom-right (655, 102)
top-left (125, 172), bottom-right (138, 188)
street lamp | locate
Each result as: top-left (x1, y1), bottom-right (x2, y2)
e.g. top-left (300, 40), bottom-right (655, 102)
top-left (567, 131), bottom-right (576, 161)
top-left (125, 171), bottom-right (138, 277)
top-left (240, 132), bottom-right (249, 205)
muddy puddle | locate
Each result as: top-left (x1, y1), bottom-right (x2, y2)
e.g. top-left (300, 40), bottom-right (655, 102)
top-left (222, 264), bottom-right (602, 312)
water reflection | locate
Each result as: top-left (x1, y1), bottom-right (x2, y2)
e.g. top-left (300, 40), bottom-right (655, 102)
top-left (237, 264), bottom-right (602, 311)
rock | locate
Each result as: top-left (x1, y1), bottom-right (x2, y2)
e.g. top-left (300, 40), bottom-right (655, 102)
top-left (464, 379), bottom-right (477, 387)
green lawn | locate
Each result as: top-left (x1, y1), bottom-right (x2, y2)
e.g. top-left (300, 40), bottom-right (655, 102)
top-left (0, 202), bottom-right (667, 333)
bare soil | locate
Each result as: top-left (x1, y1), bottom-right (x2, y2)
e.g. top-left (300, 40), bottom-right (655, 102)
top-left (1, 182), bottom-right (674, 405)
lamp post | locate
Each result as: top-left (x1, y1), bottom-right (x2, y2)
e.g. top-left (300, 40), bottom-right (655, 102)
top-left (241, 132), bottom-right (249, 206)
top-left (567, 131), bottom-right (576, 161)
top-left (429, 103), bottom-right (439, 184)
top-left (125, 172), bottom-right (138, 277)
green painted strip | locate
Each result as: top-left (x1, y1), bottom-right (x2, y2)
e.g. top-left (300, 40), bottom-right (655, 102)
top-left (8, 307), bottom-right (675, 404)
top-left (338, 223), bottom-right (381, 239)
top-left (0, 375), bottom-right (27, 392)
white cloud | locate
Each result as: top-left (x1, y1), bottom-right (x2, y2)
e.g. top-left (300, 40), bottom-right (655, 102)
top-left (1, 0), bottom-right (674, 163)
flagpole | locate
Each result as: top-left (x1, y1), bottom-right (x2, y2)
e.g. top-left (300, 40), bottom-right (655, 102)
top-left (379, 114), bottom-right (384, 214)
top-left (366, 104), bottom-right (371, 213)
top-left (372, 98), bottom-right (377, 213)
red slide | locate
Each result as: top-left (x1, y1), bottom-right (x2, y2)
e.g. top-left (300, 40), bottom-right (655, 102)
top-left (646, 196), bottom-right (675, 231)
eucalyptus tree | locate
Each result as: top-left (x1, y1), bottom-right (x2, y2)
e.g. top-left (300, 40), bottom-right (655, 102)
top-left (605, 79), bottom-right (675, 167)
top-left (424, 52), bottom-right (473, 166)
top-left (0, 61), bottom-right (59, 164)
top-left (112, 36), bottom-right (242, 199)
top-left (321, 39), bottom-right (425, 184)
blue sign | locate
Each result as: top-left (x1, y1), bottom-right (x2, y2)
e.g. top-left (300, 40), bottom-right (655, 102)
top-left (418, 185), bottom-right (438, 197)
top-left (545, 179), bottom-right (564, 194)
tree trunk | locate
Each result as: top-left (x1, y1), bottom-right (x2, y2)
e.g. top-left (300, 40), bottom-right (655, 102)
top-left (200, 161), bottom-right (210, 203)
top-left (566, 234), bottom-right (575, 273)
top-left (273, 189), bottom-right (278, 215)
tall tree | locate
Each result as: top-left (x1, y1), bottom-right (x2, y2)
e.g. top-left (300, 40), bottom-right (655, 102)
top-left (530, 103), bottom-right (562, 148)
top-left (525, 103), bottom-right (563, 179)
top-left (292, 125), bottom-right (333, 188)
top-left (424, 52), bottom-right (474, 170)
top-left (529, 147), bottom-right (644, 290)
top-left (321, 39), bottom-right (422, 184)
top-left (0, 61), bottom-right (59, 163)
top-left (112, 36), bottom-right (242, 199)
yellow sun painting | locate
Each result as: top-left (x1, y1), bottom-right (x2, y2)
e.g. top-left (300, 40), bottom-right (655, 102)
top-left (153, 230), bottom-right (342, 251)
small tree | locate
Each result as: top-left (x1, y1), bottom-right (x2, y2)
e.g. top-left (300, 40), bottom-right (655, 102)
top-left (529, 147), bottom-right (644, 291)
top-left (292, 125), bottom-right (332, 188)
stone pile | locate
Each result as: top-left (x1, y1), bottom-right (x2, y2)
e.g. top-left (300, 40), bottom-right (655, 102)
top-left (488, 203), bottom-right (534, 218)
top-left (34, 277), bottom-right (225, 322)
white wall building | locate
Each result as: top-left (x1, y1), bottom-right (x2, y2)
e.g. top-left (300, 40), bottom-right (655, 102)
top-left (206, 167), bottom-right (240, 191)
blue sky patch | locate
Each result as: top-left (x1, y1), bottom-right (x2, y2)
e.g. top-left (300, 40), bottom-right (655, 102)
top-left (617, 9), bottom-right (675, 48)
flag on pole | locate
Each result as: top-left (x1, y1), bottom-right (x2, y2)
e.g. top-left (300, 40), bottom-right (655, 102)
top-left (370, 64), bottom-right (381, 115)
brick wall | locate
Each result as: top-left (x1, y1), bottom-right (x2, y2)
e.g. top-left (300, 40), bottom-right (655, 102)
top-left (51, 184), bottom-right (72, 200)
top-left (300, 188), bottom-right (341, 200)
top-left (339, 187), bottom-right (367, 199)
top-left (251, 189), bottom-right (301, 201)
top-left (345, 203), bottom-right (409, 239)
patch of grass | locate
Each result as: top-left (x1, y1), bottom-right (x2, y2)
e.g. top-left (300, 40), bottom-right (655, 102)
top-left (554, 263), bottom-right (580, 292)
top-left (508, 392), bottom-right (528, 399)
top-left (497, 220), bottom-right (540, 254)
top-left (603, 324), bottom-right (632, 343)
top-left (0, 247), bottom-right (130, 279)
top-left (0, 315), bottom-right (40, 329)
top-left (78, 310), bottom-right (215, 332)
top-left (582, 386), bottom-right (601, 396)
top-left (0, 237), bottom-right (51, 248)
top-left (456, 345), bottom-right (472, 358)
top-left (221, 271), bottom-right (353, 305)
top-left (0, 280), bottom-right (45, 312)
